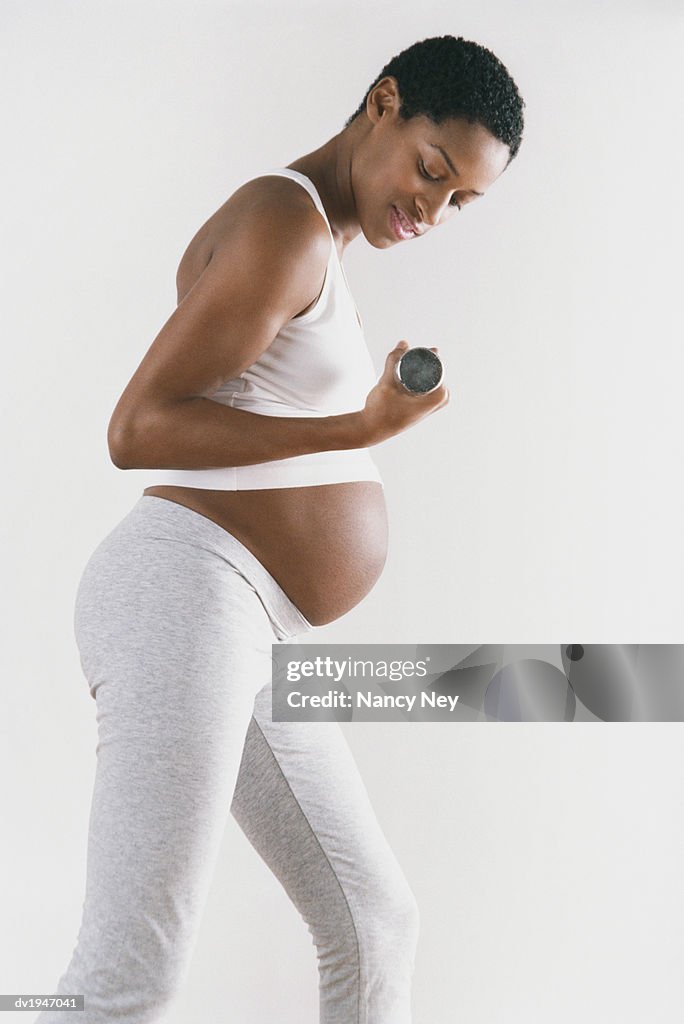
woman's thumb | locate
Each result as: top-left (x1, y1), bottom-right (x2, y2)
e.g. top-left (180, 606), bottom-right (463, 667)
top-left (387, 340), bottom-right (409, 371)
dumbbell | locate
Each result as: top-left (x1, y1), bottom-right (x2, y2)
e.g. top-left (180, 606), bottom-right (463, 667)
top-left (395, 346), bottom-right (444, 395)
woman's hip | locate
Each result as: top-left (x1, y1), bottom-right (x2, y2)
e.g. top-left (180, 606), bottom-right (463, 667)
top-left (72, 495), bottom-right (312, 699)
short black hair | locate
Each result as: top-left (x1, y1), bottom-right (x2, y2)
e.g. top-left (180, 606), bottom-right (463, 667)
top-left (344, 35), bottom-right (525, 162)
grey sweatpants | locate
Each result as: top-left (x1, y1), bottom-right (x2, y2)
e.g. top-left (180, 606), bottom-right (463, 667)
top-left (36, 495), bottom-right (419, 1024)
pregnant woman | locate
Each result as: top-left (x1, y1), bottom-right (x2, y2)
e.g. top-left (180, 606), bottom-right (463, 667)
top-left (38, 35), bottom-right (524, 1024)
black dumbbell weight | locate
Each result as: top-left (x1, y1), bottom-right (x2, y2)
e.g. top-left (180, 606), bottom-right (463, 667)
top-left (394, 346), bottom-right (444, 395)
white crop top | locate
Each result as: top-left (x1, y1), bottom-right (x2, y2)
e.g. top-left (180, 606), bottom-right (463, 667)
top-left (142, 168), bottom-right (384, 490)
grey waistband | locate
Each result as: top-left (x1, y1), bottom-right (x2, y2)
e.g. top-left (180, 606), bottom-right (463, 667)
top-left (134, 496), bottom-right (314, 640)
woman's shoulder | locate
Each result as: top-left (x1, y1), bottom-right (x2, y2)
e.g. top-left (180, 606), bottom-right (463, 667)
top-left (177, 174), bottom-right (331, 301)
top-left (217, 173), bottom-right (328, 244)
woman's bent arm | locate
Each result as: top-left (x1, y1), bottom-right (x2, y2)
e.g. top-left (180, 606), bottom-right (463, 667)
top-left (109, 401), bottom-right (366, 470)
top-left (106, 179), bottom-right (449, 471)
top-left (108, 181), bottom-right (343, 470)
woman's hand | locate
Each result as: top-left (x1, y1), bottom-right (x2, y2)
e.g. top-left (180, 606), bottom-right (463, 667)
top-left (359, 341), bottom-right (450, 446)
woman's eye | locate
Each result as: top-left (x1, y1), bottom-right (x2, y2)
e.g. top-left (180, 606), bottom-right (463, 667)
top-left (419, 160), bottom-right (438, 182)
top-left (419, 160), bottom-right (462, 211)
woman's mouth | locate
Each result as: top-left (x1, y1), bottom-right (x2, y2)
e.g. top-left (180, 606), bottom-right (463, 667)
top-left (390, 205), bottom-right (417, 240)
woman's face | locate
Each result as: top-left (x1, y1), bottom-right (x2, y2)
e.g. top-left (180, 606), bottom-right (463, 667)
top-left (354, 77), bottom-right (512, 247)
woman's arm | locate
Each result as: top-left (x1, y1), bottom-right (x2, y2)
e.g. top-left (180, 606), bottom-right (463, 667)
top-left (108, 189), bottom-right (367, 470)
top-left (110, 400), bottom-right (366, 470)
top-left (108, 184), bottom-right (449, 470)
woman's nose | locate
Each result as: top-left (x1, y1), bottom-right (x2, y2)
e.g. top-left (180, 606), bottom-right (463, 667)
top-left (417, 197), bottom-right (450, 229)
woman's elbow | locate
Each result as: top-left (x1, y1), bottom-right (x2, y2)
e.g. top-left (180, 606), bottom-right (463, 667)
top-left (107, 417), bottom-right (137, 469)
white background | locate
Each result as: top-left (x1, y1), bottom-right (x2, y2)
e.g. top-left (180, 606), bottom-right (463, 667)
top-left (2, 1), bottom-right (683, 1022)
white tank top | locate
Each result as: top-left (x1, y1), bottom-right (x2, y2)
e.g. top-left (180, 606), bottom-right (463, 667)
top-left (143, 168), bottom-right (384, 490)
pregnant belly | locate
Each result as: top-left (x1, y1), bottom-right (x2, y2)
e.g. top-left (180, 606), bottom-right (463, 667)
top-left (142, 482), bottom-right (389, 626)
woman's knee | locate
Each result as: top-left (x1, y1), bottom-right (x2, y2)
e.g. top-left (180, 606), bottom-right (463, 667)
top-left (358, 874), bottom-right (420, 961)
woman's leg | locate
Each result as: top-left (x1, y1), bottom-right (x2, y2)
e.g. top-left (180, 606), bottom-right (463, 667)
top-left (36, 500), bottom-right (285, 1024)
top-left (231, 682), bottom-right (420, 1024)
